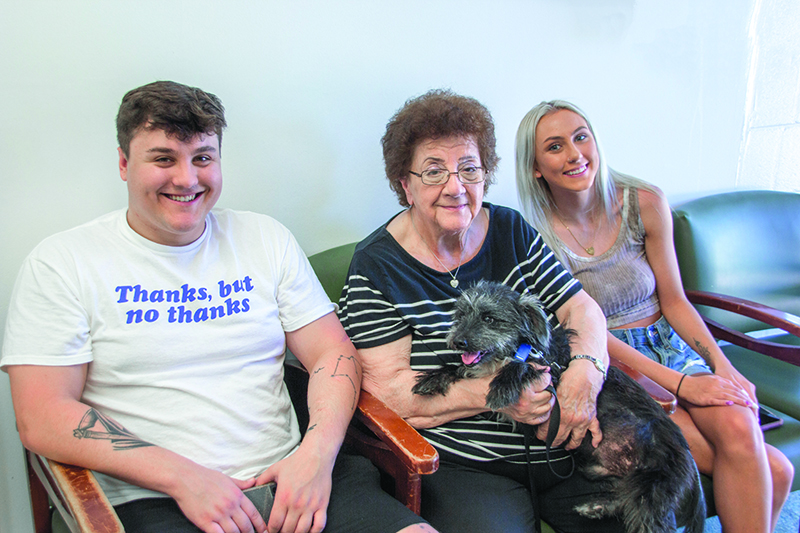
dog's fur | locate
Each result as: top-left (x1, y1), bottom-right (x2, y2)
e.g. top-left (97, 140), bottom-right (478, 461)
top-left (413, 280), bottom-right (705, 533)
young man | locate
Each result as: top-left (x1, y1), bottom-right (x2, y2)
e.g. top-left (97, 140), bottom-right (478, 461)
top-left (2, 81), bottom-right (432, 533)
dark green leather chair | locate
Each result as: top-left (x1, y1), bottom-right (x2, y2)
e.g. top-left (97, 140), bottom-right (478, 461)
top-left (673, 190), bottom-right (800, 503)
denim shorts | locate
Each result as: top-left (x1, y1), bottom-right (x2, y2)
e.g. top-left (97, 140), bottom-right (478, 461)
top-left (609, 315), bottom-right (712, 375)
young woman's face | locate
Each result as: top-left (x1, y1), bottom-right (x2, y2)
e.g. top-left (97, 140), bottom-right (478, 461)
top-left (533, 109), bottom-right (599, 194)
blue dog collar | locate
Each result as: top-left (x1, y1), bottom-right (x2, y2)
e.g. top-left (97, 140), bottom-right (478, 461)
top-left (515, 343), bottom-right (545, 363)
top-left (515, 344), bottom-right (534, 362)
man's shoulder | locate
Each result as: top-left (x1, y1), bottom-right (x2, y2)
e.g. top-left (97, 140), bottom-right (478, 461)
top-left (30, 210), bottom-right (125, 257)
top-left (210, 208), bottom-right (289, 235)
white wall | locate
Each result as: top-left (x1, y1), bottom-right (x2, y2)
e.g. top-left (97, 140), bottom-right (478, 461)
top-left (0, 0), bottom-right (768, 531)
top-left (738, 0), bottom-right (800, 190)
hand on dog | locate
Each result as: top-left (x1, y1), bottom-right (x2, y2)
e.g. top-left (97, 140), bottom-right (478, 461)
top-left (538, 360), bottom-right (604, 450)
top-left (497, 368), bottom-right (556, 425)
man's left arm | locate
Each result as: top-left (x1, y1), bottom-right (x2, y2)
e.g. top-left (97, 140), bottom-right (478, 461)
top-left (257, 312), bottom-right (361, 533)
top-left (543, 289), bottom-right (608, 449)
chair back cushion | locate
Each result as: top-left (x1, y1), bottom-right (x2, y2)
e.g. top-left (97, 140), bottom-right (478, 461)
top-left (672, 190), bottom-right (800, 332)
top-left (308, 242), bottom-right (358, 303)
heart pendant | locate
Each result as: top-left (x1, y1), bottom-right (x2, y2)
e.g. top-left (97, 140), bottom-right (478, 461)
top-left (450, 279), bottom-right (459, 288)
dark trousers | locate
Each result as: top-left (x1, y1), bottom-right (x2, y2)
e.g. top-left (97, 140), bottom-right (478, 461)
top-left (420, 449), bottom-right (626, 533)
top-left (115, 452), bottom-right (424, 533)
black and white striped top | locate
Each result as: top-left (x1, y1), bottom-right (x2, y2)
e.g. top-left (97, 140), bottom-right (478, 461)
top-left (338, 203), bottom-right (582, 464)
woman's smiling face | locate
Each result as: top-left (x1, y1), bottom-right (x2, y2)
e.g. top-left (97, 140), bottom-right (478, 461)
top-left (401, 135), bottom-right (484, 237)
top-left (533, 109), bottom-right (599, 194)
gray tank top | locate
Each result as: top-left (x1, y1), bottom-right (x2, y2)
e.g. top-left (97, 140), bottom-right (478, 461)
top-left (558, 187), bottom-right (660, 328)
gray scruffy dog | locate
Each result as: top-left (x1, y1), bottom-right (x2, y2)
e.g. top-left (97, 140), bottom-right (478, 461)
top-left (413, 280), bottom-right (705, 533)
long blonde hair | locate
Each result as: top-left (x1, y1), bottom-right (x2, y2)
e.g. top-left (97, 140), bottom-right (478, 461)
top-left (515, 100), bottom-right (655, 264)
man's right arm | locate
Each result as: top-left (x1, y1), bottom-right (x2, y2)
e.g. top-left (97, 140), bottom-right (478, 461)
top-left (9, 364), bottom-right (267, 533)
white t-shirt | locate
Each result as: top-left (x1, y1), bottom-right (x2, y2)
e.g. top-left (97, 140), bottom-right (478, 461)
top-left (2, 208), bottom-right (335, 505)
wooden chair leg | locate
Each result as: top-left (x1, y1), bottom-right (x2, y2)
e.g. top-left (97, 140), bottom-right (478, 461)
top-left (27, 453), bottom-right (53, 533)
top-left (394, 472), bottom-right (422, 515)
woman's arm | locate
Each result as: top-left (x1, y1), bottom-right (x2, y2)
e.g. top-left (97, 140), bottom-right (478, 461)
top-left (357, 334), bottom-right (555, 429)
top-left (548, 290), bottom-right (607, 448)
top-left (637, 187), bottom-right (754, 409)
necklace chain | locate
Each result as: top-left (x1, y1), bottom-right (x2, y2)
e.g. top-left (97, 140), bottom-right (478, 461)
top-left (410, 209), bottom-right (464, 288)
top-left (554, 211), bottom-right (598, 256)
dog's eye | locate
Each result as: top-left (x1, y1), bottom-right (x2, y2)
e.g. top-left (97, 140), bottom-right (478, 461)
top-left (482, 315), bottom-right (494, 324)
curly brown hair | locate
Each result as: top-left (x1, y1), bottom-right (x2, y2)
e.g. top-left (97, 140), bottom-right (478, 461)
top-left (116, 81), bottom-right (227, 157)
top-left (381, 89), bottom-right (499, 207)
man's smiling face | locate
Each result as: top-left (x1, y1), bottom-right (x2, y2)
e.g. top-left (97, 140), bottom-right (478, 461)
top-left (119, 127), bottom-right (222, 246)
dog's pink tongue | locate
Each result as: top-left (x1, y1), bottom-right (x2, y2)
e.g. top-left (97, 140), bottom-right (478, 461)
top-left (462, 352), bottom-right (481, 365)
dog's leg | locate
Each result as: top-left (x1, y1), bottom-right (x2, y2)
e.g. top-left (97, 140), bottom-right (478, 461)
top-left (412, 365), bottom-right (464, 396)
top-left (486, 361), bottom-right (543, 411)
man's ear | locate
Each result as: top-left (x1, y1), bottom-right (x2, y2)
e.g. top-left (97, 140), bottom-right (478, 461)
top-left (517, 292), bottom-right (551, 347)
top-left (118, 147), bottom-right (129, 182)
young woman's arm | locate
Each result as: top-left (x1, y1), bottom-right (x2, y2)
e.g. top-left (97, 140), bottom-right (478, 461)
top-left (637, 186), bottom-right (755, 409)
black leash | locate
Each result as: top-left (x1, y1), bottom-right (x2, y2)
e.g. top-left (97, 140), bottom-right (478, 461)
top-left (522, 383), bottom-right (576, 533)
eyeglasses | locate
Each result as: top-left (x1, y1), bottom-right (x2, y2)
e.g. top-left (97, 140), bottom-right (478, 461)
top-left (408, 166), bottom-right (485, 186)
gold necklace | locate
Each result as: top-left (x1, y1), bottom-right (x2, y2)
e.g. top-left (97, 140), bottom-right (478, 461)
top-left (410, 209), bottom-right (465, 288)
top-left (554, 211), bottom-right (598, 256)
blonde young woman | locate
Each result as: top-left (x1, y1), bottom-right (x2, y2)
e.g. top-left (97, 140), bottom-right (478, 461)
top-left (515, 100), bottom-right (793, 533)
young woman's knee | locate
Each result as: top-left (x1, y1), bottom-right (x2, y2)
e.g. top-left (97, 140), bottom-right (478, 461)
top-left (767, 446), bottom-right (794, 496)
top-left (708, 408), bottom-right (763, 450)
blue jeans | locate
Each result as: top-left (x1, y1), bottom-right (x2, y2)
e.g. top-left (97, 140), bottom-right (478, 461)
top-left (610, 315), bottom-right (712, 375)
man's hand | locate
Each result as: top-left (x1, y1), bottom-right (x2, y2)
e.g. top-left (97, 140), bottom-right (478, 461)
top-left (255, 446), bottom-right (333, 533)
top-left (172, 464), bottom-right (266, 533)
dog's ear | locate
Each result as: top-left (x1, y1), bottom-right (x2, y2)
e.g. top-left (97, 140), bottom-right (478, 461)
top-left (517, 292), bottom-right (551, 347)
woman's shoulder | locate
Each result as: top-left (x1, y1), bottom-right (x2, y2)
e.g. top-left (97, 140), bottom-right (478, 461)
top-left (629, 184), bottom-right (671, 235)
top-left (486, 202), bottom-right (529, 228)
top-left (632, 183), bottom-right (667, 210)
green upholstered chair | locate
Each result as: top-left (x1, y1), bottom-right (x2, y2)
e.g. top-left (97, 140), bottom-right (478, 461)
top-left (672, 190), bottom-right (800, 507)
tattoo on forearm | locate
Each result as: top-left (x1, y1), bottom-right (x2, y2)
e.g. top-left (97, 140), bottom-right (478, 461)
top-left (307, 423), bottom-right (318, 433)
top-left (332, 355), bottom-right (360, 410)
top-left (73, 408), bottom-right (153, 450)
top-left (693, 339), bottom-right (713, 364)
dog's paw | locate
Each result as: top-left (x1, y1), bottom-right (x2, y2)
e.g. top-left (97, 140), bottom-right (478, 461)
top-left (485, 388), bottom-right (517, 410)
top-left (412, 368), bottom-right (460, 396)
top-left (573, 500), bottom-right (614, 520)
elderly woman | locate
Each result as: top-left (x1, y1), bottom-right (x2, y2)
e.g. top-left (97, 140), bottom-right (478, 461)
top-left (337, 90), bottom-right (621, 533)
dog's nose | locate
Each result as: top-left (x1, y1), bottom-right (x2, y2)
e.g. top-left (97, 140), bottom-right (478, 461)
top-left (453, 339), bottom-right (468, 351)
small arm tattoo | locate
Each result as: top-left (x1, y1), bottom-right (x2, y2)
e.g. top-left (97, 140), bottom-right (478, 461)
top-left (73, 408), bottom-right (153, 450)
top-left (310, 355), bottom-right (361, 410)
top-left (692, 339), bottom-right (713, 365)
top-left (332, 354), bottom-right (361, 410)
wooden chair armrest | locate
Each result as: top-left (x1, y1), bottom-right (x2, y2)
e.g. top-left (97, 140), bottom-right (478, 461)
top-left (609, 356), bottom-right (677, 415)
top-left (685, 290), bottom-right (800, 366)
top-left (352, 390), bottom-right (439, 475)
top-left (28, 451), bottom-right (123, 533)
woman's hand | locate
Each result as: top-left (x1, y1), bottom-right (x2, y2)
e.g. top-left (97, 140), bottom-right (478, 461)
top-left (537, 359), bottom-right (603, 450)
top-left (678, 368), bottom-right (757, 412)
top-left (498, 368), bottom-right (555, 425)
